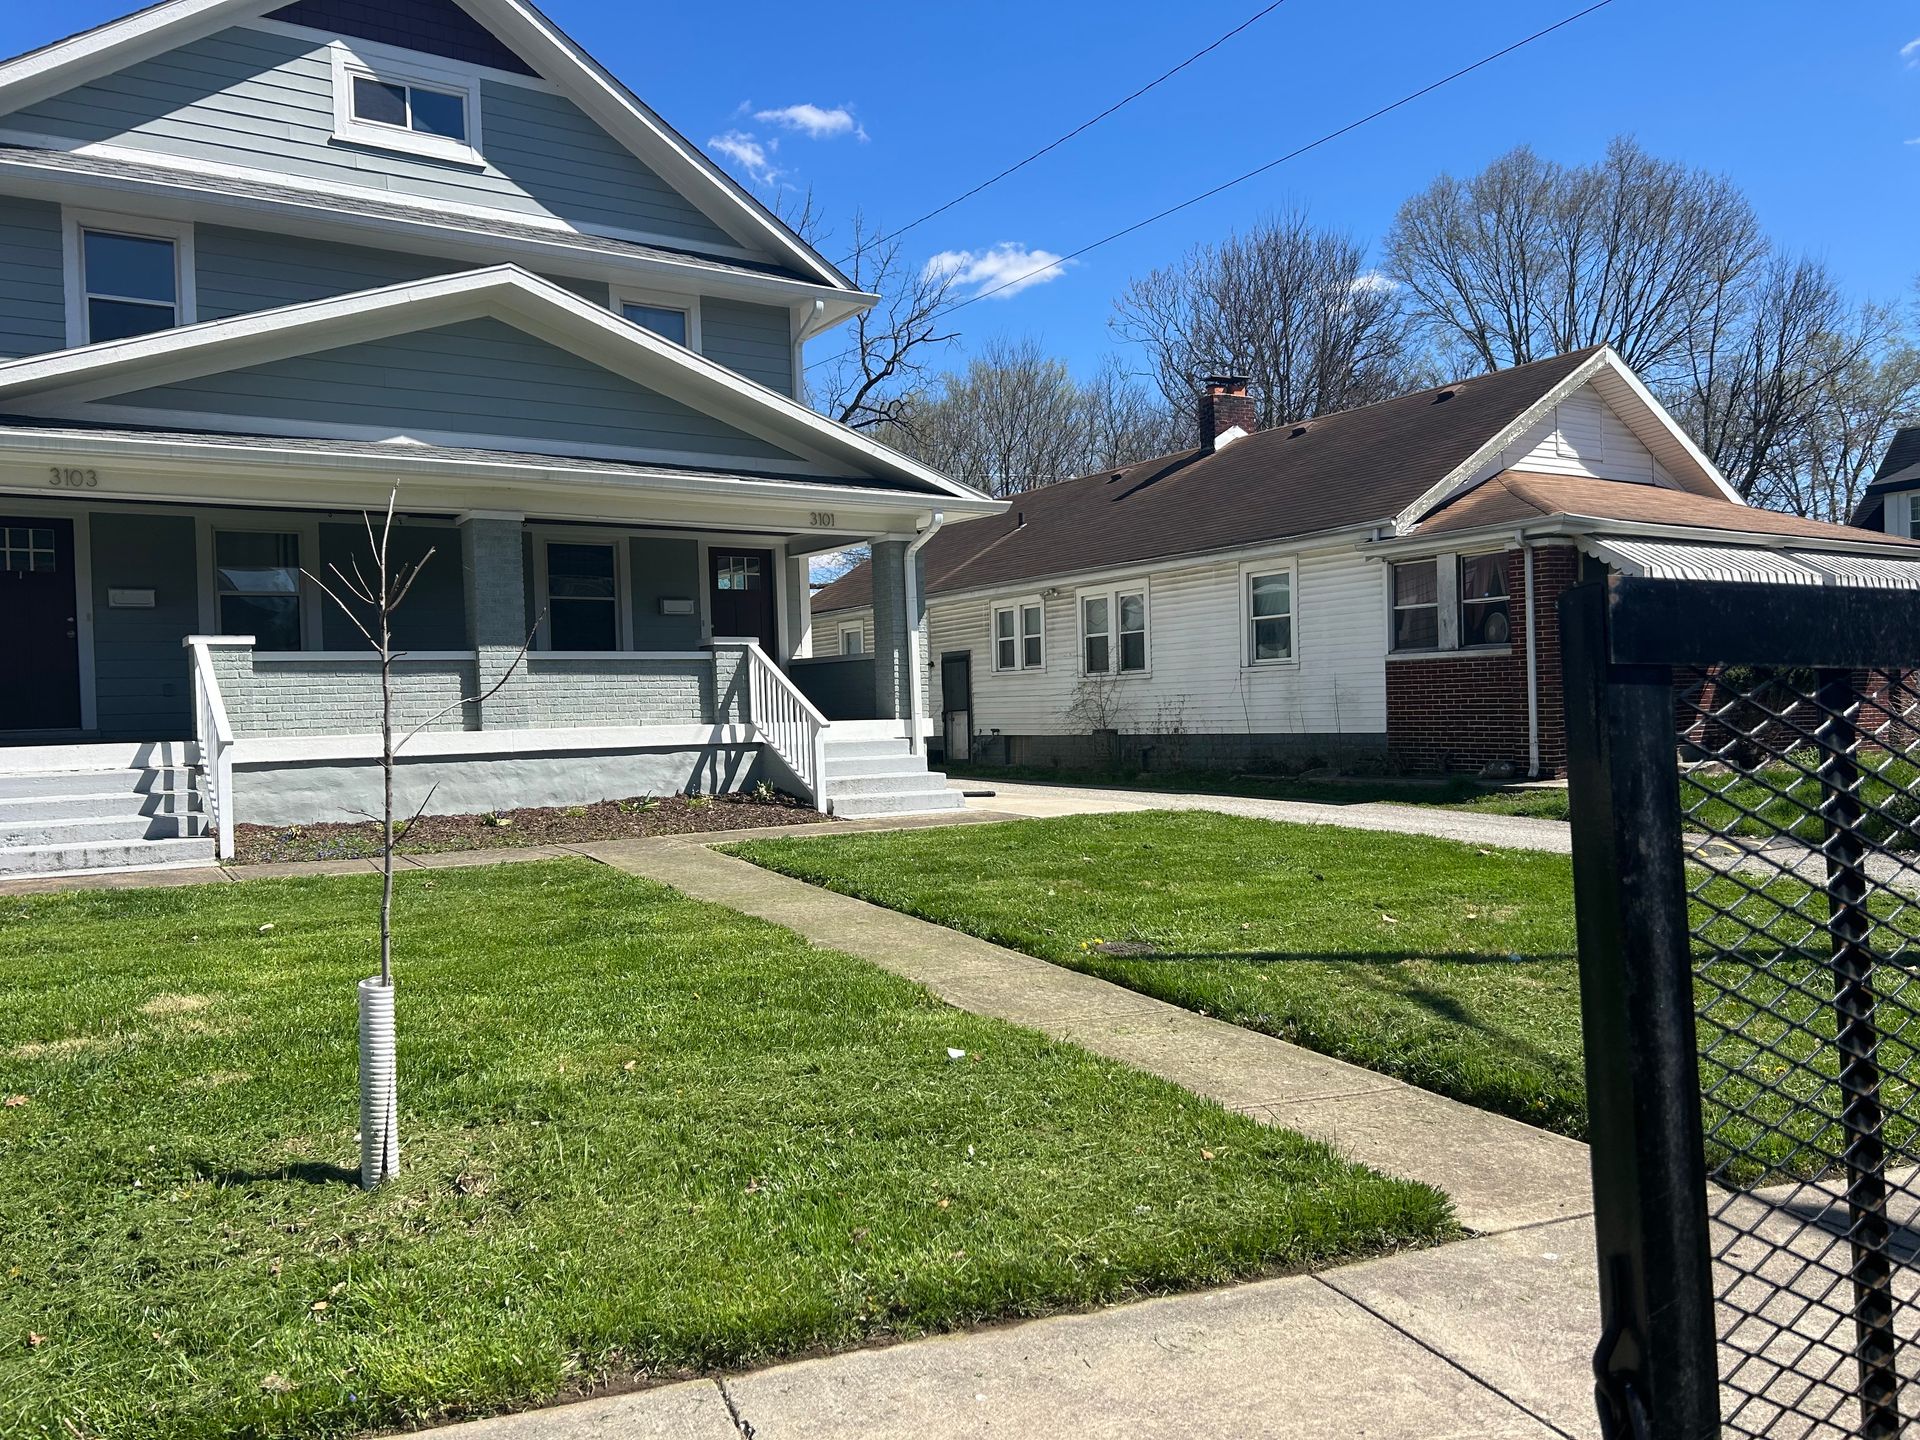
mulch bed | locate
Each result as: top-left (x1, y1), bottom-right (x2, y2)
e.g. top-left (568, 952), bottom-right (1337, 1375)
top-left (232, 792), bottom-right (827, 865)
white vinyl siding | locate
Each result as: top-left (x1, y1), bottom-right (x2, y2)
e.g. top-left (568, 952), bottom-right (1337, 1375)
top-left (929, 541), bottom-right (1387, 739)
top-left (1503, 390), bottom-right (1671, 486)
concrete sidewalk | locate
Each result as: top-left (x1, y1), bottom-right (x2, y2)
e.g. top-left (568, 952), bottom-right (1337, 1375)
top-left (425, 1220), bottom-right (1598, 1439)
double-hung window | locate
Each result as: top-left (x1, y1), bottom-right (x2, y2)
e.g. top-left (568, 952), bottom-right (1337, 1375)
top-left (1391, 559), bottom-right (1440, 652)
top-left (1245, 568), bottom-right (1294, 664)
top-left (79, 225), bottom-right (184, 343)
top-left (215, 531), bottom-right (303, 651)
top-left (1458, 553), bottom-right (1512, 648)
top-left (1081, 588), bottom-right (1147, 675)
top-left (545, 542), bottom-right (619, 651)
top-left (838, 623), bottom-right (865, 656)
top-left (993, 600), bottom-right (1044, 672)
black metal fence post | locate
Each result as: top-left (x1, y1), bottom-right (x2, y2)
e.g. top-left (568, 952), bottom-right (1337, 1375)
top-left (1814, 668), bottom-right (1902, 1439)
top-left (1561, 580), bottom-right (1720, 1440)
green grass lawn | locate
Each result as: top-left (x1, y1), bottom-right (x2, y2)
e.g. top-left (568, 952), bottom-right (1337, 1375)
top-left (0, 861), bottom-right (1449, 1440)
top-left (731, 811), bottom-right (1920, 1179)
top-left (947, 763), bottom-right (1573, 821)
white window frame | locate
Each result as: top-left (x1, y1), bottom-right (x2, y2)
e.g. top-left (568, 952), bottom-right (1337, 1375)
top-left (612, 286), bottom-right (703, 352)
top-left (990, 596), bottom-right (1045, 673)
top-left (330, 42), bottom-right (484, 166)
top-left (1456, 550), bottom-right (1514, 652)
top-left (1389, 557), bottom-right (1442, 655)
top-left (199, 513), bottom-right (325, 653)
top-left (1076, 581), bottom-right (1150, 677)
top-left (62, 208), bottom-right (195, 348)
top-left (837, 621), bottom-right (865, 656)
top-left (1239, 558), bottom-right (1298, 668)
top-left (531, 531), bottom-right (633, 653)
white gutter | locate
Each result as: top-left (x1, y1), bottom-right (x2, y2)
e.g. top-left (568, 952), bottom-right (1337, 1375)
top-left (1519, 534), bottom-right (1540, 779)
top-left (902, 510), bottom-right (945, 755)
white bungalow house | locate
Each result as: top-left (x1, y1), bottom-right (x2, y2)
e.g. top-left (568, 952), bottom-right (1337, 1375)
top-left (814, 348), bottom-right (1920, 780)
top-left (0, 0), bottom-right (1002, 877)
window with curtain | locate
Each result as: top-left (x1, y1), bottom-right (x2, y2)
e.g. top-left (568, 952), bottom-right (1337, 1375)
top-left (1391, 559), bottom-right (1440, 652)
top-left (1459, 553), bottom-right (1512, 648)
top-left (1247, 570), bottom-right (1293, 663)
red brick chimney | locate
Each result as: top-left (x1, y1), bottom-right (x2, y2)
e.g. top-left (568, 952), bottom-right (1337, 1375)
top-left (1197, 375), bottom-right (1255, 452)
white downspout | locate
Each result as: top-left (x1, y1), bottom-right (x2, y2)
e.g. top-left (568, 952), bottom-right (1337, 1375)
top-left (903, 510), bottom-right (945, 756)
top-left (1520, 534), bottom-right (1540, 780)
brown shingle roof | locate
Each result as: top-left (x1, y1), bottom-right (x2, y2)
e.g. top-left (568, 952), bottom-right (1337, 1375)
top-left (812, 348), bottom-right (1605, 612)
top-left (1413, 472), bottom-right (1920, 548)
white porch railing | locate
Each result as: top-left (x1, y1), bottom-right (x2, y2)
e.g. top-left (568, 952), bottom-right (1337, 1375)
top-left (184, 635), bottom-right (248, 861)
top-left (740, 641), bottom-right (832, 812)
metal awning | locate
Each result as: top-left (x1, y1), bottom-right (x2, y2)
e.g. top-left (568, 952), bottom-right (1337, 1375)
top-left (1579, 536), bottom-right (1920, 590)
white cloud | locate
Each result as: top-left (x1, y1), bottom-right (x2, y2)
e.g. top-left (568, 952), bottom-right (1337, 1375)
top-left (707, 130), bottom-right (780, 184)
top-left (1903, 36), bottom-right (1920, 64)
top-left (923, 243), bottom-right (1070, 300)
top-left (753, 103), bottom-right (867, 142)
top-left (1350, 270), bottom-right (1399, 294)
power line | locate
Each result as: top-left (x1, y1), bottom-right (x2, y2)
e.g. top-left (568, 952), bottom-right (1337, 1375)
top-left (810, 0), bottom-right (1616, 376)
top-left (838, 0), bottom-right (1291, 263)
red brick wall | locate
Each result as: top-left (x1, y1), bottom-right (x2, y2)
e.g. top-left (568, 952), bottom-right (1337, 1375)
top-left (1386, 546), bottom-right (1580, 776)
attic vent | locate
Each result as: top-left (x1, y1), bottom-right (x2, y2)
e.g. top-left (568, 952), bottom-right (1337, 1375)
top-left (1432, 389), bottom-right (1456, 404)
top-left (1289, 425), bottom-right (1310, 438)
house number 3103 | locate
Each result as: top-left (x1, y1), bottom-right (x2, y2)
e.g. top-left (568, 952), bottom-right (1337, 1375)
top-left (48, 467), bottom-right (100, 489)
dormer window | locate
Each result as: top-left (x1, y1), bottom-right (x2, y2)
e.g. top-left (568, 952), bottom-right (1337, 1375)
top-left (614, 289), bottom-right (701, 351)
top-left (330, 46), bottom-right (482, 165)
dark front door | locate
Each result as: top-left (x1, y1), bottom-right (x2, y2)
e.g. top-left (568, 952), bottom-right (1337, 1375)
top-left (940, 651), bottom-right (972, 763)
top-left (1, 517), bottom-right (81, 731)
top-left (709, 548), bottom-right (777, 653)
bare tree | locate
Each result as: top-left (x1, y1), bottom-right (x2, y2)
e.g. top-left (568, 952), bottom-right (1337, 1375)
top-left (1079, 355), bottom-right (1186, 470)
top-left (1745, 327), bottom-right (1920, 521)
top-left (1112, 208), bottom-right (1418, 433)
top-left (806, 211), bottom-right (961, 432)
top-left (1388, 138), bottom-right (1765, 377)
top-left (304, 490), bottom-right (535, 1189)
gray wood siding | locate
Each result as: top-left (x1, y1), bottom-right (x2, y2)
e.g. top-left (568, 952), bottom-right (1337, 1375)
top-left (5, 25), bottom-right (739, 248)
top-left (702, 297), bottom-right (793, 396)
top-left (628, 536), bottom-right (701, 649)
top-left (89, 510), bottom-right (197, 738)
top-left (196, 225), bottom-right (610, 317)
top-left (104, 317), bottom-right (802, 461)
top-left (0, 197), bottom-right (67, 358)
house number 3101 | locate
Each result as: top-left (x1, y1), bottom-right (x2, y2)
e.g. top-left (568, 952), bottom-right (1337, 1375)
top-left (48, 467), bottom-right (100, 489)
top-left (808, 510), bottom-right (837, 527)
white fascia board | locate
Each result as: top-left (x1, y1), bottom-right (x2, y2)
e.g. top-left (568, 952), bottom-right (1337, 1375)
top-left (1360, 511), bottom-right (1920, 562)
top-left (922, 522), bottom-right (1383, 608)
top-left (1388, 348), bottom-right (1741, 534)
top-left (0, 423), bottom-right (995, 529)
top-left (0, 0), bottom-right (852, 293)
top-left (0, 146), bottom-right (873, 314)
top-left (0, 264), bottom-right (993, 503)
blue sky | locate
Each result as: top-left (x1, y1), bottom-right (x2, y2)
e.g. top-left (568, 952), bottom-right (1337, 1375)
top-left (6, 0), bottom-right (1917, 383)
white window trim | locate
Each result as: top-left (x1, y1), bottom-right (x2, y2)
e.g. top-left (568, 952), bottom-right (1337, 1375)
top-left (1238, 558), bottom-right (1299, 669)
top-left (198, 512), bottom-right (324, 653)
top-left (1388, 556), bottom-right (1444, 656)
top-left (531, 531), bottom-right (633, 653)
top-left (62, 207), bottom-right (195, 348)
top-left (990, 595), bottom-right (1045, 673)
top-left (613, 286), bottom-right (703, 352)
top-left (1075, 581), bottom-right (1150, 677)
top-left (330, 42), bottom-right (485, 168)
top-left (837, 621), bottom-right (865, 656)
top-left (1456, 549), bottom-right (1514, 652)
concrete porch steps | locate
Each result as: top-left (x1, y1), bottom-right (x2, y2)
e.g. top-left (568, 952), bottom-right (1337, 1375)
top-left (822, 735), bottom-right (963, 820)
top-left (0, 746), bottom-right (213, 878)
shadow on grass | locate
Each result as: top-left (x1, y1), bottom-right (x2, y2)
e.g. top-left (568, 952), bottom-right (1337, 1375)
top-left (1131, 949), bottom-right (1576, 966)
top-left (206, 1160), bottom-right (361, 1188)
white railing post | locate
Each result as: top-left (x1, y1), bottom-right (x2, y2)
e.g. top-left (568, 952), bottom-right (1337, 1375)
top-left (733, 640), bottom-right (832, 813)
top-left (182, 636), bottom-right (249, 861)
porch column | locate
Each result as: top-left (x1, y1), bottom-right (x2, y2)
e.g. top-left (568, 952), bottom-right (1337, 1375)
top-left (458, 512), bottom-right (534, 730)
top-left (869, 539), bottom-right (918, 721)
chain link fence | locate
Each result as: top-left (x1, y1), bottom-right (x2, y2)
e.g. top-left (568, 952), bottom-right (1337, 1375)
top-left (1564, 578), bottom-right (1920, 1440)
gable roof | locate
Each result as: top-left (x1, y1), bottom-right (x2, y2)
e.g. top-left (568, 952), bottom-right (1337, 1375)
top-left (0, 264), bottom-right (997, 504)
top-left (1851, 423), bottom-right (1920, 529)
top-left (0, 0), bottom-right (852, 290)
top-left (814, 349), bottom-right (1629, 612)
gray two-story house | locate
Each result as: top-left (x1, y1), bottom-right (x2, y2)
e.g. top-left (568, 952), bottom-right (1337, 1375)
top-left (0, 0), bottom-right (999, 876)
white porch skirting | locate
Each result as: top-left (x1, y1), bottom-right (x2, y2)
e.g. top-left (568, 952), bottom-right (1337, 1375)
top-left (230, 724), bottom-right (764, 828)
